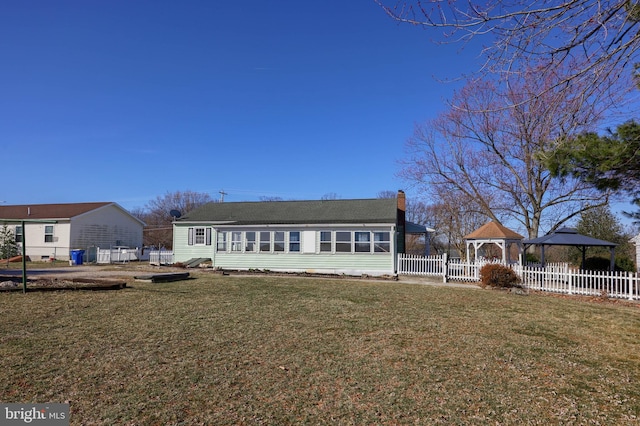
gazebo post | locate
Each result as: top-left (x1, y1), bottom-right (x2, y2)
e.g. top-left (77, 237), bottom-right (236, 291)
top-left (610, 247), bottom-right (615, 271)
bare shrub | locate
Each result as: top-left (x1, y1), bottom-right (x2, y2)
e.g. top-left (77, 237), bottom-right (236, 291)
top-left (479, 264), bottom-right (521, 289)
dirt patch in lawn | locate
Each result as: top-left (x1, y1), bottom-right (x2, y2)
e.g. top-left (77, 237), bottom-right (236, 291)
top-left (0, 276), bottom-right (126, 292)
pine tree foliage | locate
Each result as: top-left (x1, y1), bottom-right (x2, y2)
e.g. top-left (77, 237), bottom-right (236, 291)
top-left (544, 120), bottom-right (640, 220)
top-left (0, 225), bottom-right (19, 260)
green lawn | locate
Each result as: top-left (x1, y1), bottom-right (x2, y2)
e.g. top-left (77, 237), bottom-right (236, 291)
top-left (1, 274), bottom-right (640, 425)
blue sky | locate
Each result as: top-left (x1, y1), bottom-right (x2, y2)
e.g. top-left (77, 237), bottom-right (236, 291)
top-left (0, 0), bottom-right (480, 210)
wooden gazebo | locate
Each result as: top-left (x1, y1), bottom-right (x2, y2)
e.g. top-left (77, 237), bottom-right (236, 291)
top-left (464, 221), bottom-right (524, 264)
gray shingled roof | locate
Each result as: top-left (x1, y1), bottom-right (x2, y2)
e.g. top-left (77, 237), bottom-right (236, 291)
top-left (178, 198), bottom-right (399, 225)
top-left (523, 227), bottom-right (617, 247)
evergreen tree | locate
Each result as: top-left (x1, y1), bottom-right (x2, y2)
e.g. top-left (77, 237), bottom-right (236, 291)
top-left (0, 225), bottom-right (19, 260)
top-left (544, 120), bottom-right (640, 221)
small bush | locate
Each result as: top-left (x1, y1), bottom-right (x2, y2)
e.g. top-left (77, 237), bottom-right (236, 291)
top-left (479, 264), bottom-right (521, 289)
top-left (582, 256), bottom-right (635, 272)
top-left (524, 252), bottom-right (539, 264)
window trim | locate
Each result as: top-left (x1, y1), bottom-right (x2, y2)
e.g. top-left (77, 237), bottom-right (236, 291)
top-left (44, 225), bottom-right (54, 243)
top-left (317, 230), bottom-right (393, 254)
top-left (216, 231), bottom-right (227, 251)
top-left (289, 231), bottom-right (301, 252)
top-left (187, 227), bottom-right (212, 246)
top-left (15, 225), bottom-right (23, 243)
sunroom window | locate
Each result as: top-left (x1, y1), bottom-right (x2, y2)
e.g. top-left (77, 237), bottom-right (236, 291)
top-left (259, 231), bottom-right (271, 252)
top-left (320, 231), bottom-right (332, 252)
top-left (336, 231), bottom-right (351, 253)
top-left (355, 231), bottom-right (370, 253)
top-left (274, 231), bottom-right (285, 252)
top-left (289, 232), bottom-right (301, 252)
top-left (245, 232), bottom-right (256, 252)
top-left (374, 232), bottom-right (390, 252)
top-left (231, 231), bottom-right (242, 252)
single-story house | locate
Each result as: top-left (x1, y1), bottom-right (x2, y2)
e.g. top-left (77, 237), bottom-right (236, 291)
top-left (172, 191), bottom-right (409, 276)
top-left (0, 202), bottom-right (144, 261)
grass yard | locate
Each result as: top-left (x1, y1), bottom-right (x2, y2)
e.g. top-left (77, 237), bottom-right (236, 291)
top-left (1, 273), bottom-right (640, 425)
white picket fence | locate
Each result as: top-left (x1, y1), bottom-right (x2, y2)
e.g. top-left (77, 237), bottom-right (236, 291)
top-left (149, 250), bottom-right (174, 265)
top-left (96, 247), bottom-right (151, 264)
top-left (397, 254), bottom-right (640, 301)
top-left (515, 265), bottom-right (639, 300)
top-left (396, 254), bottom-right (444, 277)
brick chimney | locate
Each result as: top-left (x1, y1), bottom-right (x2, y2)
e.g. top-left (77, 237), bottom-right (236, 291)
top-left (397, 190), bottom-right (406, 212)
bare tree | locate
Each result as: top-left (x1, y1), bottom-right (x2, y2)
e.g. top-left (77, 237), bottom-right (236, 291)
top-left (141, 190), bottom-right (214, 249)
top-left (424, 195), bottom-right (489, 258)
top-left (377, 190), bottom-right (397, 199)
top-left (321, 192), bottom-right (341, 200)
top-left (376, 0), bottom-right (638, 104)
top-left (400, 70), bottom-right (609, 239)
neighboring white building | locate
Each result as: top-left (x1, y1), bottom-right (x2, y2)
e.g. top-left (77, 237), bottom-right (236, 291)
top-left (631, 234), bottom-right (640, 272)
top-left (0, 202), bottom-right (144, 261)
top-left (172, 192), bottom-right (410, 277)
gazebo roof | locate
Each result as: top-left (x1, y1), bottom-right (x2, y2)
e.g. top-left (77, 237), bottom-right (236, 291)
top-left (523, 227), bottom-right (617, 247)
top-left (464, 221), bottom-right (524, 240)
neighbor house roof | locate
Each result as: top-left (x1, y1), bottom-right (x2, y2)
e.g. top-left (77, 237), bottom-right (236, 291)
top-left (465, 221), bottom-right (525, 240)
top-left (0, 202), bottom-right (114, 220)
top-left (177, 198), bottom-right (400, 225)
top-left (523, 227), bottom-right (617, 247)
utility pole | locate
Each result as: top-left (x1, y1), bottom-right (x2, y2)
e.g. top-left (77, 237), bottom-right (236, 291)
top-left (219, 190), bottom-right (228, 203)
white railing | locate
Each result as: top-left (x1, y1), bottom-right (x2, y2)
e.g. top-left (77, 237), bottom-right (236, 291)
top-left (149, 250), bottom-right (174, 265)
top-left (397, 254), bottom-right (640, 301)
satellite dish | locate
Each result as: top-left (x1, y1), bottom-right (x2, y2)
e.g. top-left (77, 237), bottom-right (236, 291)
top-left (170, 210), bottom-right (182, 219)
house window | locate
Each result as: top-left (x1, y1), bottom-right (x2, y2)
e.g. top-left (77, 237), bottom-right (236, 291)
top-left (355, 232), bottom-right (370, 253)
top-left (15, 226), bottom-right (23, 243)
top-left (44, 225), bottom-right (54, 243)
top-left (245, 232), bottom-right (256, 252)
top-left (274, 231), bottom-right (285, 252)
top-left (231, 231), bottom-right (242, 252)
top-left (374, 232), bottom-right (391, 252)
top-left (217, 232), bottom-right (227, 251)
top-left (289, 232), bottom-right (300, 252)
top-left (195, 228), bottom-right (206, 244)
top-left (259, 231), bottom-right (271, 252)
top-left (188, 227), bottom-right (212, 246)
top-left (320, 231), bottom-right (332, 252)
top-left (336, 231), bottom-right (352, 253)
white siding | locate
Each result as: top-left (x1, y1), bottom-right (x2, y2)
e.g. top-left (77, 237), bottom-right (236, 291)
top-left (633, 234), bottom-right (640, 272)
top-left (70, 204), bottom-right (143, 250)
top-left (173, 225), bottom-right (215, 262)
top-left (174, 224), bottom-right (396, 276)
top-left (14, 221), bottom-right (71, 261)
